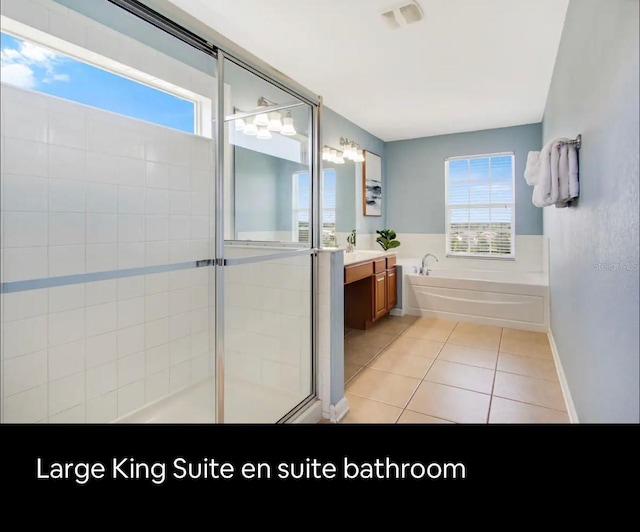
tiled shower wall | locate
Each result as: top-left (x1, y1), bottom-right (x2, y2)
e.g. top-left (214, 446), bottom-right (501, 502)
top-left (0, 85), bottom-right (215, 423)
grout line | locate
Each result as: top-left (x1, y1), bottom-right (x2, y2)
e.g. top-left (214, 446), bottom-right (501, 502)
top-left (486, 328), bottom-right (504, 423)
top-left (491, 394), bottom-right (569, 414)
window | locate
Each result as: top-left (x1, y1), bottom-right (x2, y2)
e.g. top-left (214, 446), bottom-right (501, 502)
top-left (445, 153), bottom-right (515, 258)
top-left (1, 32), bottom-right (196, 134)
top-left (293, 170), bottom-right (336, 246)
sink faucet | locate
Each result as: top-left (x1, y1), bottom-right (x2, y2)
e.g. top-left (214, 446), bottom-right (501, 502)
top-left (420, 253), bottom-right (439, 275)
top-left (346, 230), bottom-right (356, 253)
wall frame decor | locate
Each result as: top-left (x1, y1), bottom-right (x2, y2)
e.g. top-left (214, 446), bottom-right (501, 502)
top-left (363, 150), bottom-right (383, 216)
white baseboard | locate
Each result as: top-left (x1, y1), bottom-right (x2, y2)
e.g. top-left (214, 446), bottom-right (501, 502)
top-left (329, 397), bottom-right (350, 424)
top-left (290, 400), bottom-right (323, 424)
top-left (548, 329), bottom-right (579, 423)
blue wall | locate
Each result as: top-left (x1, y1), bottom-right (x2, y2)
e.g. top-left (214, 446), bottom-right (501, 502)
top-left (385, 124), bottom-right (543, 235)
top-left (322, 106), bottom-right (387, 234)
top-left (542, 0), bottom-right (639, 422)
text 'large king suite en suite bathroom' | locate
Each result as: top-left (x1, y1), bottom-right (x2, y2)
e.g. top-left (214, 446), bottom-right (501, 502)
top-left (0, 0), bottom-right (638, 427)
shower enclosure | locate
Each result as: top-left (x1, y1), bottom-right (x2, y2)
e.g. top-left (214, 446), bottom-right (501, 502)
top-left (0, 0), bottom-right (320, 423)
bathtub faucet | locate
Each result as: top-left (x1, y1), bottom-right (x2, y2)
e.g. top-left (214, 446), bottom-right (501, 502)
top-left (420, 253), bottom-right (439, 275)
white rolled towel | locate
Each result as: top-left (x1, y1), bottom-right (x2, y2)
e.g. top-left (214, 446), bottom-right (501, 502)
top-left (568, 145), bottom-right (579, 200)
top-left (556, 142), bottom-right (571, 207)
top-left (524, 151), bottom-right (541, 185)
top-left (532, 141), bottom-right (558, 207)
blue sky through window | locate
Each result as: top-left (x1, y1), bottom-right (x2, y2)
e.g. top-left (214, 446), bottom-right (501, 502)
top-left (0, 32), bottom-right (195, 133)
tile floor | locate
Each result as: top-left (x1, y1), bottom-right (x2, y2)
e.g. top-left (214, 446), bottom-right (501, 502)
top-left (341, 315), bottom-right (569, 424)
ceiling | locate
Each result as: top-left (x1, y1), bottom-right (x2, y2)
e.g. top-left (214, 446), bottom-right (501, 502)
top-left (168, 0), bottom-right (569, 142)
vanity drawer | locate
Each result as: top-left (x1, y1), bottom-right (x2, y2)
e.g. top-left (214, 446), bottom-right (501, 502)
top-left (386, 256), bottom-right (396, 269)
top-left (345, 261), bottom-right (374, 284)
top-left (374, 259), bottom-right (386, 274)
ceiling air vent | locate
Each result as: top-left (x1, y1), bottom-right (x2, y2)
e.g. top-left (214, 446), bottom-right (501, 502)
top-left (380, 1), bottom-right (423, 29)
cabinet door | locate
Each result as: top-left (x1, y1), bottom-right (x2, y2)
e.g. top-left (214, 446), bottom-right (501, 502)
top-left (387, 267), bottom-right (397, 311)
top-left (374, 272), bottom-right (388, 320)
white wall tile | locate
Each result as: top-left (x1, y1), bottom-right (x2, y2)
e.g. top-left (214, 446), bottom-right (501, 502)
top-left (145, 318), bottom-right (169, 349)
top-left (49, 245), bottom-right (85, 276)
top-left (189, 240), bottom-right (209, 261)
top-left (117, 324), bottom-right (145, 358)
top-left (3, 100), bottom-right (48, 143)
top-left (3, 247), bottom-right (47, 282)
top-left (190, 308), bottom-right (208, 335)
top-left (118, 277), bottom-right (145, 300)
top-left (169, 241), bottom-right (189, 262)
top-left (190, 140), bottom-right (213, 170)
top-left (118, 243), bottom-right (144, 269)
top-left (169, 337), bottom-right (190, 366)
top-left (170, 288), bottom-right (191, 316)
top-left (48, 340), bottom-right (84, 381)
top-left (4, 138), bottom-right (48, 177)
top-left (86, 182), bottom-right (117, 212)
top-left (3, 315), bottom-right (47, 359)
top-left (145, 189), bottom-right (169, 214)
top-left (190, 169), bottom-right (209, 193)
top-left (2, 289), bottom-right (47, 322)
top-left (86, 302), bottom-right (117, 336)
top-left (145, 369), bottom-right (169, 403)
top-left (117, 297), bottom-right (145, 329)
top-left (86, 280), bottom-right (117, 306)
top-left (144, 241), bottom-right (169, 266)
top-left (115, 156), bottom-right (145, 187)
top-left (48, 110), bottom-right (86, 149)
top-left (86, 152), bottom-right (118, 184)
top-left (117, 186), bottom-right (145, 214)
top-left (3, 175), bottom-right (48, 212)
top-left (170, 361), bottom-right (190, 392)
top-left (2, 212), bottom-right (48, 247)
top-left (189, 216), bottom-right (209, 240)
top-left (3, 384), bottom-right (48, 423)
top-left (49, 403), bottom-right (86, 423)
top-left (190, 354), bottom-right (209, 383)
top-left (189, 193), bottom-right (209, 216)
top-left (170, 191), bottom-right (189, 214)
top-left (145, 292), bottom-right (169, 322)
top-left (48, 308), bottom-right (84, 346)
top-left (145, 343), bottom-right (169, 376)
top-left (49, 284), bottom-right (85, 314)
top-left (169, 165), bottom-right (190, 191)
top-left (118, 214), bottom-right (144, 242)
top-left (117, 379), bottom-right (145, 417)
top-left (117, 351), bottom-right (145, 387)
top-left (87, 121), bottom-right (144, 160)
top-left (167, 135), bottom-right (191, 166)
top-left (145, 215), bottom-right (169, 241)
top-left (169, 216), bottom-right (189, 241)
top-left (86, 361), bottom-right (117, 400)
top-left (86, 213), bottom-right (117, 244)
top-left (169, 270), bottom-right (191, 290)
top-left (145, 134), bottom-right (170, 164)
top-left (169, 312), bottom-right (190, 341)
top-left (145, 162), bottom-right (169, 189)
top-left (49, 145), bottom-right (86, 181)
top-left (49, 213), bottom-right (85, 246)
top-left (190, 332), bottom-right (209, 357)
top-left (86, 244), bottom-right (117, 272)
top-left (49, 372), bottom-right (85, 416)
top-left (49, 179), bottom-right (85, 212)
top-left (86, 331), bottom-right (117, 369)
top-left (144, 273), bottom-right (169, 295)
top-left (86, 391), bottom-right (117, 423)
top-left (3, 350), bottom-right (47, 397)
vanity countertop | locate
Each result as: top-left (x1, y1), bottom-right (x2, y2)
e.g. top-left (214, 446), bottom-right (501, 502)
top-left (343, 249), bottom-right (397, 267)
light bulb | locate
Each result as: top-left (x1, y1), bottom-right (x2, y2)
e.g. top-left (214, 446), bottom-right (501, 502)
top-left (281, 112), bottom-right (297, 136)
top-left (354, 149), bottom-right (365, 162)
top-left (235, 118), bottom-right (245, 132)
top-left (322, 147), bottom-right (331, 161)
top-left (254, 104), bottom-right (270, 127)
top-left (343, 143), bottom-right (354, 160)
top-left (244, 120), bottom-right (258, 136)
top-left (335, 152), bottom-right (345, 164)
top-left (267, 111), bottom-right (283, 132)
top-left (257, 127), bottom-right (272, 140)
top-left (329, 149), bottom-right (337, 162)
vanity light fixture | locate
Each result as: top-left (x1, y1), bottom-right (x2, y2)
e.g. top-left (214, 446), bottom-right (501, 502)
top-left (253, 97), bottom-right (270, 127)
top-left (340, 137), bottom-right (365, 162)
top-left (234, 97), bottom-right (297, 140)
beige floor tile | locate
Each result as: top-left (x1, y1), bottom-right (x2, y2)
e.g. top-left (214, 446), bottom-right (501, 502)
top-left (368, 350), bottom-right (435, 379)
top-left (372, 318), bottom-right (413, 336)
top-left (424, 360), bottom-right (495, 394)
top-left (344, 363), bottom-right (363, 383)
top-left (489, 397), bottom-right (570, 424)
top-left (448, 323), bottom-right (502, 350)
top-left (406, 381), bottom-right (490, 423)
top-left (493, 371), bottom-right (566, 411)
top-left (346, 331), bottom-right (397, 349)
top-left (500, 332), bottom-right (552, 359)
top-left (497, 352), bottom-right (558, 381)
top-left (413, 317), bottom-right (458, 332)
top-left (437, 343), bottom-right (498, 369)
top-left (403, 323), bottom-right (453, 342)
top-left (397, 410), bottom-right (454, 424)
top-left (346, 367), bottom-right (420, 407)
top-left (344, 342), bottom-right (383, 366)
top-left (341, 393), bottom-right (402, 423)
top-left (384, 336), bottom-right (444, 358)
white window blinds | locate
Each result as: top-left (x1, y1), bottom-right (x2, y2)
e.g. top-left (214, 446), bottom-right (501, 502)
top-left (445, 153), bottom-right (515, 258)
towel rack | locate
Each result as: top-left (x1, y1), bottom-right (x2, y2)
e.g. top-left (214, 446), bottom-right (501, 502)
top-left (558, 134), bottom-right (582, 150)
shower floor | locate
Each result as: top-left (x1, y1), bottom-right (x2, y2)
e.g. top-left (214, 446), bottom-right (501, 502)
top-left (117, 377), bottom-right (306, 424)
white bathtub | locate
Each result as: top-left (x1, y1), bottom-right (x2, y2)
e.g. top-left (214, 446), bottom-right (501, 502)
top-left (395, 259), bottom-right (549, 332)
